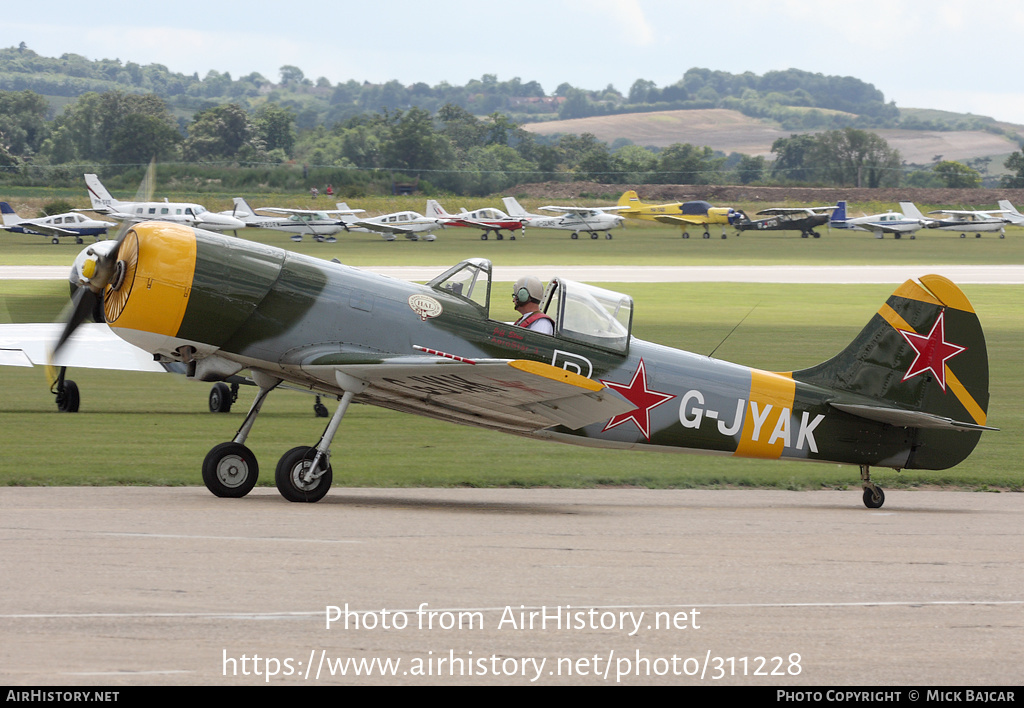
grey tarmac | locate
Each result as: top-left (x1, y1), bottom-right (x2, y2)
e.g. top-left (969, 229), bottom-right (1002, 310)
top-left (0, 486), bottom-right (1020, 686)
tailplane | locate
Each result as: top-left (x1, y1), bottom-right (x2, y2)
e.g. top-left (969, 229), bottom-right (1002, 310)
top-left (793, 275), bottom-right (994, 469)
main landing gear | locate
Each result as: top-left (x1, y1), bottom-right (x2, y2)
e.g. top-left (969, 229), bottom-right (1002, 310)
top-left (201, 371), bottom-right (368, 503)
top-left (860, 464), bottom-right (885, 509)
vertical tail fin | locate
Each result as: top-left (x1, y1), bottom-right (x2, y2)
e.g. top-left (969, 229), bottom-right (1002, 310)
top-left (830, 200), bottom-right (848, 227)
top-left (84, 174), bottom-right (117, 211)
top-left (617, 190), bottom-right (642, 208)
top-left (899, 201), bottom-right (926, 220)
top-left (0, 201), bottom-right (20, 226)
top-left (231, 197), bottom-right (256, 218)
top-left (502, 197), bottom-right (528, 217)
top-left (425, 200), bottom-right (448, 218)
top-left (794, 275), bottom-right (992, 469)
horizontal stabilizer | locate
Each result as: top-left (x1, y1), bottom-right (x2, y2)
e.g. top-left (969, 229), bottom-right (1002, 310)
top-left (830, 402), bottom-right (999, 432)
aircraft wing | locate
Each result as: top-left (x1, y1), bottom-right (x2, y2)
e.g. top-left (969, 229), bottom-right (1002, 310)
top-left (539, 206), bottom-right (626, 213)
top-left (756, 206), bottom-right (837, 216)
top-left (352, 220), bottom-right (424, 236)
top-left (321, 356), bottom-right (636, 432)
top-left (651, 215), bottom-right (703, 226)
top-left (0, 323), bottom-right (167, 372)
top-left (1, 222), bottom-right (78, 238)
top-left (257, 207), bottom-right (365, 216)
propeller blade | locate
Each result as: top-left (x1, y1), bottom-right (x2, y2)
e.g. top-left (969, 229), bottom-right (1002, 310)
top-left (52, 287), bottom-right (99, 357)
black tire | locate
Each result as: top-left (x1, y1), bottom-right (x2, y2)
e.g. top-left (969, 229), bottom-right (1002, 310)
top-left (208, 382), bottom-right (233, 413)
top-left (56, 380), bottom-right (80, 413)
top-left (480, 234), bottom-right (488, 240)
top-left (571, 233), bottom-right (578, 240)
top-left (275, 446), bottom-right (333, 503)
top-left (862, 486), bottom-right (885, 509)
top-left (202, 442), bottom-right (259, 498)
top-left (590, 232), bottom-right (598, 239)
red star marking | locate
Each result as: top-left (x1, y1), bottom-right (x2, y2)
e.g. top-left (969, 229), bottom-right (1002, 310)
top-left (899, 310), bottom-right (967, 392)
top-left (600, 359), bottom-right (676, 440)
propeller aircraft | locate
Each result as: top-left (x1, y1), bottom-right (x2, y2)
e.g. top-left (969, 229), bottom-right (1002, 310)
top-left (426, 200), bottom-right (527, 240)
top-left (1, 202), bottom-right (114, 244)
top-left (348, 209), bottom-right (442, 241)
top-left (46, 215), bottom-right (996, 508)
top-left (615, 190), bottom-right (745, 239)
top-left (84, 173), bottom-right (246, 233)
top-left (221, 198), bottom-right (365, 242)
top-left (830, 201), bottom-right (930, 239)
top-left (501, 197), bottom-right (626, 240)
top-left (734, 205), bottom-right (837, 239)
top-left (899, 202), bottom-right (1008, 239)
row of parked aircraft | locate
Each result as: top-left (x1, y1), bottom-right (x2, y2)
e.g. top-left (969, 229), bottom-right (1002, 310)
top-left (615, 191), bottom-right (1022, 240)
top-left (1, 175), bottom-right (1021, 245)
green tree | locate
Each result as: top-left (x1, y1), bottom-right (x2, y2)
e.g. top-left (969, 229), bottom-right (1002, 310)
top-left (735, 154), bottom-right (766, 184)
top-left (182, 103), bottom-right (252, 161)
top-left (809, 128), bottom-right (901, 187)
top-left (253, 103), bottom-right (296, 154)
top-left (656, 143), bottom-right (724, 184)
top-left (770, 134), bottom-right (818, 182)
top-left (1001, 149), bottom-right (1024, 188)
top-left (932, 160), bottom-right (980, 188)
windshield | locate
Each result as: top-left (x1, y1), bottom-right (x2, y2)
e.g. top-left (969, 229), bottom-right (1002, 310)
top-left (428, 258), bottom-right (492, 313)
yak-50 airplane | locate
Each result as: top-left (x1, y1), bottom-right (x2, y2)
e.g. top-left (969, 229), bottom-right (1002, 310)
top-left (42, 218), bottom-right (995, 508)
top-left (501, 197), bottom-right (625, 240)
top-left (1, 202), bottom-right (114, 244)
top-left (84, 173), bottom-right (246, 233)
top-left (616, 190), bottom-right (745, 238)
top-left (734, 205), bottom-right (837, 239)
top-left (427, 200), bottom-right (527, 240)
top-left (220, 198), bottom-right (366, 242)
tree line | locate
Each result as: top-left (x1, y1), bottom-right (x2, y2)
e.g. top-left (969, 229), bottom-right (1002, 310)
top-left (1, 86), bottom-right (1019, 196)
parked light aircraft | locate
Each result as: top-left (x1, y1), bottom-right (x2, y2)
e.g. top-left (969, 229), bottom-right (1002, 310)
top-left (349, 209), bottom-right (442, 241)
top-left (501, 197), bottom-right (625, 240)
top-left (426, 200), bottom-right (527, 240)
top-left (830, 201), bottom-right (929, 239)
top-left (84, 173), bottom-right (246, 232)
top-left (899, 202), bottom-right (1008, 239)
top-left (1, 202), bottom-right (113, 244)
top-left (616, 190), bottom-right (745, 238)
top-left (734, 205), bottom-right (837, 239)
top-left (221, 198), bottom-right (365, 242)
top-left (40, 219), bottom-right (995, 508)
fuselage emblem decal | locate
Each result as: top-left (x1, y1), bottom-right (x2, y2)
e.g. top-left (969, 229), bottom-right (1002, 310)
top-left (408, 294), bottom-right (443, 321)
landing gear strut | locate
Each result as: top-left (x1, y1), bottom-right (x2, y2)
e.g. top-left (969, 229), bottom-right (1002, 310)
top-left (860, 465), bottom-right (885, 509)
top-left (52, 366), bottom-right (80, 413)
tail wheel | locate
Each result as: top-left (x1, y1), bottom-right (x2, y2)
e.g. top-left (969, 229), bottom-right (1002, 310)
top-left (202, 442), bottom-right (258, 498)
top-left (276, 446), bottom-right (333, 503)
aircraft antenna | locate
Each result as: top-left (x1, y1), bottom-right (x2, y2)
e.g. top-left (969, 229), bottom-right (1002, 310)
top-left (707, 302), bottom-right (760, 359)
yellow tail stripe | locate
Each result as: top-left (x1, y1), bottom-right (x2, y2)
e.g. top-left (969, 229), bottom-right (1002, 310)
top-left (734, 370), bottom-right (795, 459)
top-left (945, 367), bottom-right (987, 426)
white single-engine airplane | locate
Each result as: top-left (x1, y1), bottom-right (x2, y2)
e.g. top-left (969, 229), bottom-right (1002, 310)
top-left (501, 197), bottom-right (625, 240)
top-left (33, 214), bottom-right (995, 508)
top-left (221, 198), bottom-right (365, 242)
top-left (900, 202), bottom-right (1008, 239)
top-left (1, 202), bottom-right (113, 244)
top-left (830, 201), bottom-right (930, 239)
top-left (84, 173), bottom-right (246, 233)
top-left (427, 200), bottom-right (527, 240)
top-left (349, 209), bottom-right (442, 241)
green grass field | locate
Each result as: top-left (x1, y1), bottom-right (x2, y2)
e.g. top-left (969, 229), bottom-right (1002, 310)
top-left (1, 277), bottom-right (1020, 492)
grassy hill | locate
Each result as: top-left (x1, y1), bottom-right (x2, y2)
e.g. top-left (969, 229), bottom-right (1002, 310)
top-left (522, 108), bottom-right (1023, 166)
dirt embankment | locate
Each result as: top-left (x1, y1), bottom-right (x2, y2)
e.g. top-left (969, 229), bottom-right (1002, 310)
top-left (507, 181), bottom-right (1024, 208)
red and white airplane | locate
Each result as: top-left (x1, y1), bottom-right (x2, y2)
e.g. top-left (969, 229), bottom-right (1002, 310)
top-left (426, 200), bottom-right (527, 240)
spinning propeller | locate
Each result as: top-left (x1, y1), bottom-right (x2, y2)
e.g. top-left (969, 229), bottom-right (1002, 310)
top-left (50, 160), bottom-right (156, 361)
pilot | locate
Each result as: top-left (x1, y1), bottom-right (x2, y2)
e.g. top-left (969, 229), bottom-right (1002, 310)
top-left (512, 276), bottom-right (554, 335)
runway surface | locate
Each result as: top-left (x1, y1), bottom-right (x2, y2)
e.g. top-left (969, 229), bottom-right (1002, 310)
top-left (4, 264), bottom-right (1024, 283)
top-left (0, 486), bottom-right (1020, 686)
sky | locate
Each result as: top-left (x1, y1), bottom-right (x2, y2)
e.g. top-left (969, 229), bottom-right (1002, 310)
top-left (9, 0), bottom-right (1024, 125)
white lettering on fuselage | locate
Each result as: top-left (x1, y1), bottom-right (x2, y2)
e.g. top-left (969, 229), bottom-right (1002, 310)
top-left (678, 389), bottom-right (825, 452)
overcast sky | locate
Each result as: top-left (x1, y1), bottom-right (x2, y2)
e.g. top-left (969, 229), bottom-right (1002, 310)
top-left (10, 0), bottom-right (1024, 125)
